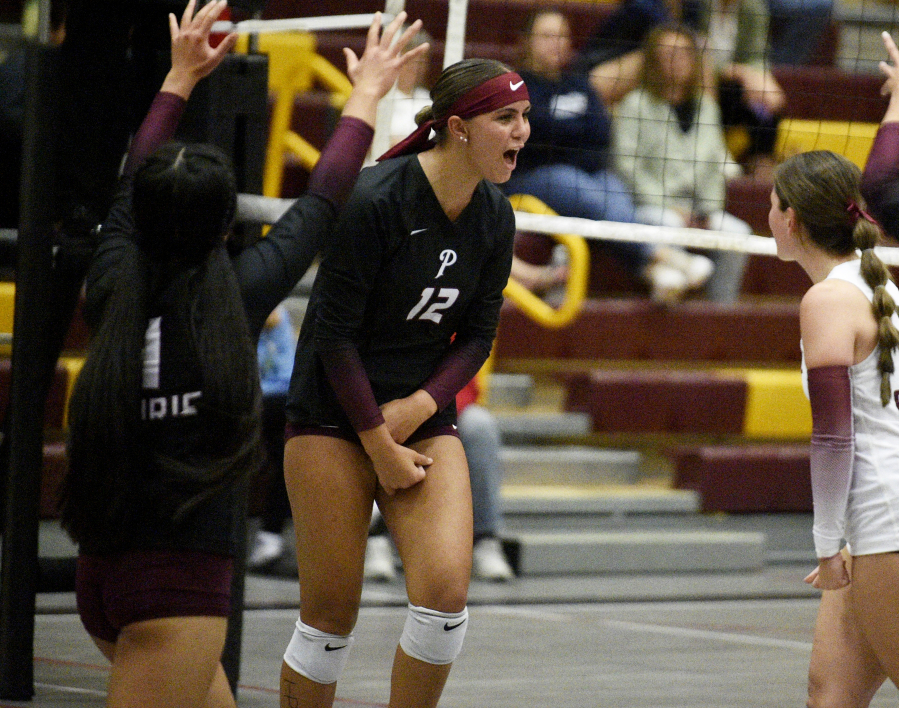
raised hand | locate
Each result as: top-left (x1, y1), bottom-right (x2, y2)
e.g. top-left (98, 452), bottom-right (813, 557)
top-left (341, 12), bottom-right (430, 126)
top-left (163, 0), bottom-right (238, 99)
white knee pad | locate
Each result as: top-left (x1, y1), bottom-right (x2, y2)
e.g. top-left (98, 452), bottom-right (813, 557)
top-left (399, 603), bottom-right (468, 665)
top-left (283, 618), bottom-right (355, 684)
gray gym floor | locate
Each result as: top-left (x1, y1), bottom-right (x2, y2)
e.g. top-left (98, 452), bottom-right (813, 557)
top-left (10, 561), bottom-right (897, 707)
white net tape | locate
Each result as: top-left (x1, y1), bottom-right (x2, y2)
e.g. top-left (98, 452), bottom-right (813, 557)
top-left (235, 193), bottom-right (899, 265)
top-left (211, 14), bottom-right (390, 35)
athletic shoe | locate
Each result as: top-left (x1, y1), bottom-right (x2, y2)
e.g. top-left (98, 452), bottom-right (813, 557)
top-left (364, 534), bottom-right (397, 581)
top-left (644, 262), bottom-right (689, 304)
top-left (472, 537), bottom-right (515, 582)
top-left (248, 530), bottom-right (284, 570)
top-left (655, 246), bottom-right (715, 290)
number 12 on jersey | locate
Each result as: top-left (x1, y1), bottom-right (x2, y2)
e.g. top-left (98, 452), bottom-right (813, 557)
top-left (406, 287), bottom-right (460, 324)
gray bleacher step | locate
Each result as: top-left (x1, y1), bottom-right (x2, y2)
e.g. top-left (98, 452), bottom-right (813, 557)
top-left (501, 445), bottom-right (643, 485)
top-left (509, 529), bottom-right (767, 576)
top-left (501, 484), bottom-right (701, 533)
top-left (495, 411), bottom-right (593, 443)
top-left (486, 373), bottom-right (534, 408)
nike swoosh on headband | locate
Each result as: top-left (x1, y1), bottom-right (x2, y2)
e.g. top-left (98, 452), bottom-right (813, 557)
top-left (510, 80), bottom-right (524, 91)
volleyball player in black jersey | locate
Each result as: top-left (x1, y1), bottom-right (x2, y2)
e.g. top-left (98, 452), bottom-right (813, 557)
top-left (59, 5), bottom-right (426, 707)
top-left (279, 60), bottom-right (530, 708)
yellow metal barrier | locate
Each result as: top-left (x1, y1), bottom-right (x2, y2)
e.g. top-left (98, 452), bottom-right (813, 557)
top-left (506, 194), bottom-right (589, 329)
top-left (775, 119), bottom-right (879, 170)
top-left (475, 195), bottom-right (590, 402)
top-left (235, 32), bottom-right (352, 198)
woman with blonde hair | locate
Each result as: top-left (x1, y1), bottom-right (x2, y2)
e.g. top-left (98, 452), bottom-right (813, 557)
top-left (769, 150), bottom-right (899, 707)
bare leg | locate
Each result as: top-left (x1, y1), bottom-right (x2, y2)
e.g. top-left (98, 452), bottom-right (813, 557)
top-left (94, 616), bottom-right (233, 708)
top-left (280, 435), bottom-right (376, 708)
top-left (380, 435), bottom-right (472, 708)
top-left (807, 564), bottom-right (886, 708)
top-left (850, 553), bottom-right (899, 688)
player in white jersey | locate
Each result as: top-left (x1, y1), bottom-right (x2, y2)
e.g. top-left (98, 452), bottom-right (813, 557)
top-left (769, 150), bottom-right (899, 707)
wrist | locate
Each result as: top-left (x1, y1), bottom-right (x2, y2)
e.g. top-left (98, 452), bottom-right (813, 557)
top-left (160, 70), bottom-right (198, 100)
top-left (359, 424), bottom-right (394, 456)
top-left (411, 389), bottom-right (438, 417)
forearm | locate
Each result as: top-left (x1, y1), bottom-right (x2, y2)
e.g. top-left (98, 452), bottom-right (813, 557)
top-left (306, 116), bottom-right (374, 210)
top-left (319, 344), bottom-right (385, 432)
top-left (421, 337), bottom-right (492, 412)
top-left (807, 365), bottom-right (854, 559)
top-left (122, 92), bottom-right (186, 175)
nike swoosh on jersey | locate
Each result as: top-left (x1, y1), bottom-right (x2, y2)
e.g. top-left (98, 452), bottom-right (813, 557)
top-left (444, 620), bottom-right (466, 631)
top-left (411, 228), bottom-right (428, 235)
top-left (510, 80), bottom-right (524, 91)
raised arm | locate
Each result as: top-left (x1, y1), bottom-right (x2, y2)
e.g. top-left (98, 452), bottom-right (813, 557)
top-left (861, 31), bottom-right (899, 241)
top-left (86, 0), bottom-right (235, 323)
top-left (236, 12), bottom-right (430, 334)
top-left (124, 0), bottom-right (236, 174)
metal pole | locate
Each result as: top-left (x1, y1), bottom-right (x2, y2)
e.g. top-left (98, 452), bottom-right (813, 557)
top-left (0, 0), bottom-right (56, 699)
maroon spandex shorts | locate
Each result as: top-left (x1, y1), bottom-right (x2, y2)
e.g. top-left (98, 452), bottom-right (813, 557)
top-left (285, 422), bottom-right (459, 446)
top-left (75, 549), bottom-right (233, 643)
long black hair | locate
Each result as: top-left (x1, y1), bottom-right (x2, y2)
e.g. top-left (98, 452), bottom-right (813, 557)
top-left (61, 142), bottom-right (262, 549)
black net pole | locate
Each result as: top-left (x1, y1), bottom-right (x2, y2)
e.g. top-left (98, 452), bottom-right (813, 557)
top-left (0, 36), bottom-right (58, 700)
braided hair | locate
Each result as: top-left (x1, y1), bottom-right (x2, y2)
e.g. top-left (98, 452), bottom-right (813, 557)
top-left (774, 150), bottom-right (899, 405)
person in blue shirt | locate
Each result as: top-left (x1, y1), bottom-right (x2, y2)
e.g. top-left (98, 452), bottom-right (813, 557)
top-left (249, 303), bottom-right (297, 570)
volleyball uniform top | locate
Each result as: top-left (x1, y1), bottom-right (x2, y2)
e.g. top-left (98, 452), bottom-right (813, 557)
top-left (802, 259), bottom-right (899, 556)
top-left (285, 154), bottom-right (515, 434)
top-left (77, 91), bottom-right (374, 557)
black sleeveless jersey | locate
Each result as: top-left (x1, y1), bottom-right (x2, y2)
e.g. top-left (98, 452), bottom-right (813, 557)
top-left (286, 154), bottom-right (515, 431)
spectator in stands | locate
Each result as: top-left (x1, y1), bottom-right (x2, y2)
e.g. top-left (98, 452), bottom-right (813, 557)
top-left (572, 0), bottom-right (686, 107)
top-left (506, 7), bottom-right (714, 303)
top-left (766, 0), bottom-right (834, 66)
top-left (770, 149), bottom-right (899, 708)
top-left (248, 303), bottom-right (296, 572)
top-left (613, 24), bottom-right (751, 303)
top-left (860, 31), bottom-right (899, 241)
top-left (693, 0), bottom-right (785, 178)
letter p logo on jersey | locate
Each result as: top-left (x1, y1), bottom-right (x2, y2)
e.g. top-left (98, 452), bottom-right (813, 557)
top-left (436, 249), bottom-right (457, 279)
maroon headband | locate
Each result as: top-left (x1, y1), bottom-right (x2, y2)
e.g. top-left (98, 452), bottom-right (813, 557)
top-left (377, 71), bottom-right (530, 161)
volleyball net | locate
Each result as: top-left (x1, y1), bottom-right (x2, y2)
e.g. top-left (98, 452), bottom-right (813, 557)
top-left (222, 0), bottom-right (899, 269)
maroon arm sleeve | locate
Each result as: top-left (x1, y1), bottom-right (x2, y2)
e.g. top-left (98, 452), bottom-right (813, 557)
top-left (807, 365), bottom-right (854, 559)
top-left (306, 116), bottom-right (375, 210)
top-left (421, 338), bottom-right (492, 413)
top-left (861, 122), bottom-right (899, 240)
top-left (319, 345), bottom-right (385, 433)
top-left (122, 92), bottom-right (186, 176)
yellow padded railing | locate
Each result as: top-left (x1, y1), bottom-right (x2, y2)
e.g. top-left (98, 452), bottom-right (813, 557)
top-left (506, 194), bottom-right (590, 329)
top-left (235, 32), bottom-right (352, 198)
top-left (775, 119), bottom-right (879, 170)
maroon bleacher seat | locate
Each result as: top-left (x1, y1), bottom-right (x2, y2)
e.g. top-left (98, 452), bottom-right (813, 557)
top-left (671, 444), bottom-right (812, 512)
top-left (564, 370), bottom-right (748, 435)
top-left (773, 65), bottom-right (887, 123)
top-left (495, 298), bottom-right (801, 363)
